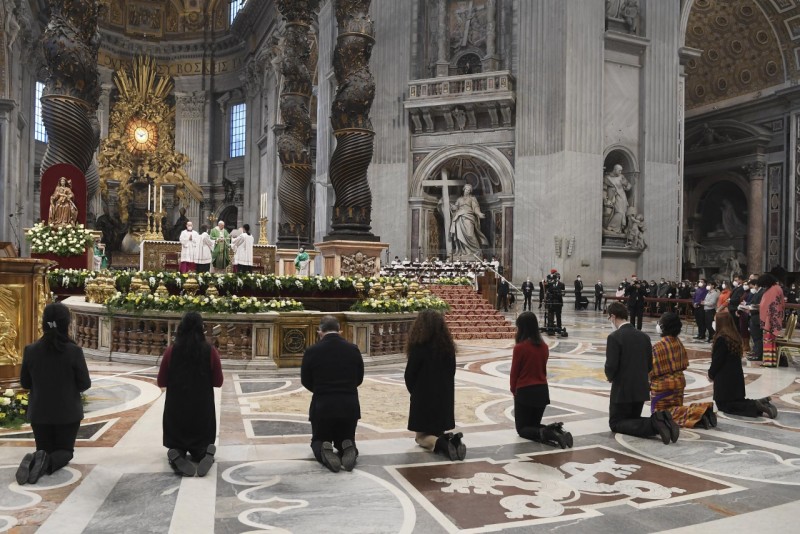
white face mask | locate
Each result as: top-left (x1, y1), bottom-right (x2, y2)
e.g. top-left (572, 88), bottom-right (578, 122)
top-left (698, 283), bottom-right (705, 288)
top-left (712, 321), bottom-right (716, 331)
top-left (750, 288), bottom-right (757, 294)
top-left (743, 285), bottom-right (749, 291)
top-left (722, 284), bottom-right (727, 289)
top-left (733, 281), bottom-right (739, 287)
top-left (655, 323), bottom-right (662, 335)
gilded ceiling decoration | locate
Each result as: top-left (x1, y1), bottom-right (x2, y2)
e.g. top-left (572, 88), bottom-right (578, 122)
top-left (685, 0), bottom-right (785, 110)
top-left (99, 0), bottom-right (228, 39)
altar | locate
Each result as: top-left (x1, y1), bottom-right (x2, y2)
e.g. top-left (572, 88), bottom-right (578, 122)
top-left (139, 240), bottom-right (277, 273)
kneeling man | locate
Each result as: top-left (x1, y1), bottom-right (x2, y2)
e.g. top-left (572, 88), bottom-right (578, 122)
top-left (301, 316), bottom-right (364, 472)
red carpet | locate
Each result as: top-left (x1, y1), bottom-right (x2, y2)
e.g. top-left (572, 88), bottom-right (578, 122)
top-left (429, 285), bottom-right (517, 340)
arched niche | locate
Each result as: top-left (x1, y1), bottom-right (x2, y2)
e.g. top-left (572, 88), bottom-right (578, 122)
top-left (602, 146), bottom-right (640, 248)
top-left (409, 146), bottom-right (514, 271)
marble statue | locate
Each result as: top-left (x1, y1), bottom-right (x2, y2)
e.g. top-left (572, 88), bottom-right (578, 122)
top-left (606, 0), bottom-right (639, 33)
top-left (691, 123), bottom-right (731, 150)
top-left (684, 232), bottom-right (703, 266)
top-left (720, 199), bottom-right (747, 237)
top-left (48, 177), bottom-right (79, 227)
top-left (602, 164), bottom-right (631, 235)
top-left (728, 247), bottom-right (742, 281)
top-left (294, 246), bottom-right (311, 276)
top-left (625, 208), bottom-right (647, 250)
top-left (449, 184), bottom-right (489, 257)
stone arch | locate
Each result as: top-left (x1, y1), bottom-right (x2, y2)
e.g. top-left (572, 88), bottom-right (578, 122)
top-left (603, 145), bottom-right (639, 174)
top-left (411, 145), bottom-right (514, 198)
top-left (211, 204), bottom-right (239, 231)
top-left (686, 172), bottom-right (749, 225)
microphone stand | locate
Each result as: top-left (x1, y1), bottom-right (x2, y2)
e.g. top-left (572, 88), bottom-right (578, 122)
top-left (8, 215), bottom-right (21, 257)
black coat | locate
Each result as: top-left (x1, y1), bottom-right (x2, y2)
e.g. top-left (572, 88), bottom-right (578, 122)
top-left (574, 279), bottom-right (583, 295)
top-left (625, 283), bottom-right (647, 309)
top-left (404, 343), bottom-right (456, 433)
top-left (728, 286), bottom-right (745, 315)
top-left (604, 323), bottom-right (652, 403)
top-left (301, 333), bottom-right (364, 421)
top-left (20, 339), bottom-right (91, 425)
top-left (521, 281), bottom-right (534, 296)
top-left (497, 280), bottom-right (510, 296)
top-left (595, 283), bottom-right (604, 297)
top-left (708, 337), bottom-right (745, 402)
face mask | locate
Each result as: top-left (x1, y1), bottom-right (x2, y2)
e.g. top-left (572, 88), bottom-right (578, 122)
top-left (750, 288), bottom-right (757, 294)
top-left (698, 283), bottom-right (705, 287)
top-left (742, 285), bottom-right (749, 290)
top-left (655, 323), bottom-right (662, 335)
top-left (609, 317), bottom-right (618, 331)
top-left (733, 281), bottom-right (739, 287)
top-left (712, 321), bottom-right (716, 331)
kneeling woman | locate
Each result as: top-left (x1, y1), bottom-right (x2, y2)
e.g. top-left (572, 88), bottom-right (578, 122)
top-left (404, 310), bottom-right (466, 461)
top-left (510, 312), bottom-right (572, 448)
top-left (650, 312), bottom-right (716, 428)
top-left (158, 312), bottom-right (224, 476)
top-left (708, 312), bottom-right (777, 418)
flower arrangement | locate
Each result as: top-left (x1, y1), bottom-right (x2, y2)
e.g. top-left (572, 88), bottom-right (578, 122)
top-left (0, 389), bottom-right (28, 428)
top-left (26, 223), bottom-right (95, 256)
top-left (350, 296), bottom-right (450, 313)
top-left (434, 277), bottom-right (474, 286)
top-left (105, 292), bottom-right (304, 314)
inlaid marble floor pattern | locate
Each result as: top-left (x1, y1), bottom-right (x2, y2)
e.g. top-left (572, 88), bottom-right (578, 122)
top-left (1, 309), bottom-right (798, 533)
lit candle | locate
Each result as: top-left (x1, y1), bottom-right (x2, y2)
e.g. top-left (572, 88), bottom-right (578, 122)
top-left (147, 184), bottom-right (151, 211)
top-left (159, 186), bottom-right (163, 212)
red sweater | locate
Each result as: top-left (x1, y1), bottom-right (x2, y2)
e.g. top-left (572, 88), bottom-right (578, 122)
top-left (510, 340), bottom-right (549, 394)
top-left (157, 345), bottom-right (224, 388)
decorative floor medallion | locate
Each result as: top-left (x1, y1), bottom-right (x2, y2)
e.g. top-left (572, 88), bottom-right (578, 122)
top-left (388, 445), bottom-right (742, 532)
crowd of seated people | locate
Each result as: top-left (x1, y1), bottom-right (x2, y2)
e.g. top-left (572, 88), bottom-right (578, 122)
top-left (380, 256), bottom-right (492, 283)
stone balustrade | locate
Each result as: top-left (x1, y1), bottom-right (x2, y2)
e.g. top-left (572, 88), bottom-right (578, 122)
top-left (62, 297), bottom-right (415, 369)
top-left (408, 71), bottom-right (514, 100)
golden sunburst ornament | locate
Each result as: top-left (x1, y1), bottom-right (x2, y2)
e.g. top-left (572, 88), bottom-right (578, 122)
top-left (125, 118), bottom-right (158, 153)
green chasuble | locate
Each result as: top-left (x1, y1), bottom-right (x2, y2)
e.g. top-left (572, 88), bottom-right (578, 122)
top-left (209, 226), bottom-right (231, 269)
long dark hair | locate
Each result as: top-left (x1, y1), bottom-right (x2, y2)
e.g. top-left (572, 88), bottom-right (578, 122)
top-left (713, 311), bottom-right (742, 357)
top-left (407, 309), bottom-right (456, 358)
top-left (170, 312), bottom-right (211, 379)
top-left (515, 311), bottom-right (544, 345)
top-left (41, 302), bottom-right (74, 352)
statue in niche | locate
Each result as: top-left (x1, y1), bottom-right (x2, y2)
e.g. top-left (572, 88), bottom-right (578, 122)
top-left (625, 208), bottom-right (647, 250)
top-left (684, 232), bottom-right (703, 266)
top-left (728, 247), bottom-right (743, 281)
top-left (450, 0), bottom-right (486, 53)
top-left (602, 164), bottom-right (632, 235)
top-left (448, 184), bottom-right (489, 258)
top-left (453, 107), bottom-right (467, 131)
top-left (223, 178), bottom-right (236, 203)
top-left (48, 177), bottom-right (79, 228)
top-left (170, 207), bottom-right (189, 242)
top-left (691, 123), bottom-right (732, 150)
top-left (606, 0), bottom-right (639, 34)
top-left (720, 199), bottom-right (747, 237)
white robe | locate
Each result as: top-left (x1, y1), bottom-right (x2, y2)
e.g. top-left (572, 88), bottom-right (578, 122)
top-left (195, 232), bottom-right (215, 265)
top-left (232, 232), bottom-right (254, 267)
top-left (179, 230), bottom-right (199, 263)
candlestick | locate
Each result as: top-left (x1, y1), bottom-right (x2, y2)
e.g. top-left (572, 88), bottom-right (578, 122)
top-left (147, 184), bottom-right (151, 211)
top-left (159, 186), bottom-right (163, 212)
top-left (258, 216), bottom-right (269, 245)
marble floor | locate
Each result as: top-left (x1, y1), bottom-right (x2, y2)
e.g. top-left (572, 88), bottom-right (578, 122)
top-left (1, 308), bottom-right (799, 533)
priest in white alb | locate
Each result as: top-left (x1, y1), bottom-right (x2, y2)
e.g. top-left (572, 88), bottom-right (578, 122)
top-left (194, 224), bottom-right (215, 273)
top-left (178, 220), bottom-right (198, 273)
top-left (232, 223), bottom-right (255, 274)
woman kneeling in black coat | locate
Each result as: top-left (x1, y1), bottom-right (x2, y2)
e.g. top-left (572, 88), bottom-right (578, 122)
top-left (404, 310), bottom-right (465, 461)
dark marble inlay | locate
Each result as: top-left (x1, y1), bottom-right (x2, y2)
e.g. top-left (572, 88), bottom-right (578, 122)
top-left (0, 421), bottom-right (111, 441)
top-left (238, 381), bottom-right (289, 394)
top-left (250, 419), bottom-right (312, 437)
top-left (83, 473), bottom-right (180, 534)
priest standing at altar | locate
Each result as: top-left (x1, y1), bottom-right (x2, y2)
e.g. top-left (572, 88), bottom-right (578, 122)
top-left (210, 221), bottom-right (231, 273)
top-left (179, 221), bottom-right (198, 273)
top-left (194, 225), bottom-right (215, 273)
top-left (232, 224), bottom-right (254, 273)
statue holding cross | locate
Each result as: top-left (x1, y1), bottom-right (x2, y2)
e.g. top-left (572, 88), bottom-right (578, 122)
top-left (425, 169), bottom-right (489, 259)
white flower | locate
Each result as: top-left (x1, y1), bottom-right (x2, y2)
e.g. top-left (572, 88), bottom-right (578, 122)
top-left (0, 397), bottom-right (10, 406)
top-left (3, 389), bottom-right (14, 397)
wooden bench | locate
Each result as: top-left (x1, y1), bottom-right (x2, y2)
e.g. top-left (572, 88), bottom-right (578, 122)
top-left (777, 313), bottom-right (799, 365)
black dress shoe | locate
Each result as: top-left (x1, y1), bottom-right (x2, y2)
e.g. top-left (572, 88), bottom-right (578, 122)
top-left (696, 414), bottom-right (710, 429)
top-left (652, 412), bottom-right (672, 444)
top-left (340, 439), bottom-right (358, 471)
top-left (196, 444), bottom-right (216, 477)
top-left (448, 432), bottom-right (467, 460)
top-left (705, 408), bottom-right (718, 428)
top-left (321, 442), bottom-right (342, 472)
top-left (435, 434), bottom-right (459, 461)
top-left (167, 449), bottom-right (196, 477)
top-left (16, 453), bottom-right (34, 485)
top-left (28, 450), bottom-right (49, 484)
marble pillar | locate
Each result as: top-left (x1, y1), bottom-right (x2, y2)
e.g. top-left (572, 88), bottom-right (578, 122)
top-left (483, 0), bottom-right (499, 71)
top-left (746, 161), bottom-right (766, 274)
top-left (436, 0), bottom-right (449, 77)
top-left (175, 91), bottom-right (208, 223)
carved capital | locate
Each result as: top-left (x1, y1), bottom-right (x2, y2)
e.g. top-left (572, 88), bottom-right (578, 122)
top-left (177, 91), bottom-right (207, 120)
top-left (743, 161), bottom-right (766, 180)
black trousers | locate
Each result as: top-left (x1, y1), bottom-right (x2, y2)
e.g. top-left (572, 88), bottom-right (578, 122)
top-left (704, 309), bottom-right (716, 339)
top-left (749, 315), bottom-right (763, 358)
top-left (547, 305), bottom-right (562, 329)
top-left (574, 292), bottom-right (582, 309)
top-left (31, 421), bottom-right (81, 474)
top-left (628, 305), bottom-right (644, 330)
top-left (717, 399), bottom-right (760, 418)
top-left (694, 306), bottom-right (706, 338)
top-left (195, 263), bottom-right (211, 273)
top-left (608, 401), bottom-right (656, 438)
top-left (594, 295), bottom-right (603, 311)
top-left (310, 417), bottom-right (358, 463)
top-left (497, 294), bottom-right (508, 311)
top-left (514, 397), bottom-right (546, 441)
top-left (523, 294), bottom-right (532, 311)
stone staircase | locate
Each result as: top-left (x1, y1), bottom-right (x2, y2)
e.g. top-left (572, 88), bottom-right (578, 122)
top-left (429, 285), bottom-right (517, 340)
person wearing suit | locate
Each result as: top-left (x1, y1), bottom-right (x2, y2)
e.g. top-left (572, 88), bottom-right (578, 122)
top-left (301, 316), bottom-right (364, 472)
top-left (404, 310), bottom-right (466, 461)
top-left (497, 278), bottom-right (510, 312)
top-left (17, 303), bottom-right (92, 485)
top-left (574, 276), bottom-right (584, 310)
top-left (594, 280), bottom-right (604, 311)
top-left (625, 274), bottom-right (647, 330)
top-left (604, 302), bottom-right (679, 444)
top-left (521, 277), bottom-right (535, 312)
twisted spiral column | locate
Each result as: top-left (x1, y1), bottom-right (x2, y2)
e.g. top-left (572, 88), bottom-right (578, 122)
top-left (327, 0), bottom-right (377, 240)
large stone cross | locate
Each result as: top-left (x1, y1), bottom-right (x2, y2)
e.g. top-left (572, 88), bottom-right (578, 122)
top-left (422, 169), bottom-right (465, 258)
